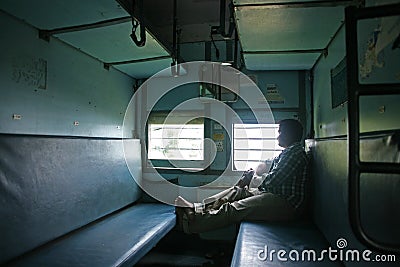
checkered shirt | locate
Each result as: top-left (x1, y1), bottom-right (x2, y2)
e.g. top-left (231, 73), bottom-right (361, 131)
top-left (258, 142), bottom-right (308, 209)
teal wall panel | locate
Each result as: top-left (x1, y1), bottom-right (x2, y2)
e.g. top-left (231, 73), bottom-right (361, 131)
top-left (307, 137), bottom-right (399, 267)
top-left (310, 1), bottom-right (400, 261)
top-left (313, 1), bottom-right (400, 138)
top-left (240, 70), bottom-right (300, 109)
top-left (181, 42), bottom-right (206, 62)
top-left (181, 41), bottom-right (229, 63)
top-left (313, 26), bottom-right (348, 138)
top-left (0, 11), bottom-right (135, 138)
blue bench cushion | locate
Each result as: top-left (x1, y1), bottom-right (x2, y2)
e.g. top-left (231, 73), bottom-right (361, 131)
top-left (8, 204), bottom-right (175, 267)
top-left (231, 221), bottom-right (342, 266)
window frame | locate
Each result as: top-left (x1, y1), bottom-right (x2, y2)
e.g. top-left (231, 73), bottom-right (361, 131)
top-left (232, 123), bottom-right (283, 171)
top-left (146, 111), bottom-right (207, 171)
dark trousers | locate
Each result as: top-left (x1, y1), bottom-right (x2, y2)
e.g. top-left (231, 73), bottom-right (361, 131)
top-left (184, 186), bottom-right (297, 233)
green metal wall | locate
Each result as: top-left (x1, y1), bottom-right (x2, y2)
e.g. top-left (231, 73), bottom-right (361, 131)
top-left (0, 11), bottom-right (135, 138)
top-left (313, 3), bottom-right (400, 139)
top-left (311, 1), bottom-right (400, 263)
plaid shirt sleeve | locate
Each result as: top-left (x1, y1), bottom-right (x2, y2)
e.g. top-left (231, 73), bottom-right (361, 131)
top-left (258, 142), bottom-right (308, 209)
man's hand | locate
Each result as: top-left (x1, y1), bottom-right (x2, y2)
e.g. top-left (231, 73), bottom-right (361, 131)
top-left (236, 169), bottom-right (254, 188)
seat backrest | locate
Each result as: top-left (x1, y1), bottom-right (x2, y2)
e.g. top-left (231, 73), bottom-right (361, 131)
top-left (0, 135), bottom-right (142, 264)
top-left (306, 133), bottom-right (400, 255)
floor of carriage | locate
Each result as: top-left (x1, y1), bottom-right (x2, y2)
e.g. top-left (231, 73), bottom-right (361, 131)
top-left (136, 229), bottom-right (235, 267)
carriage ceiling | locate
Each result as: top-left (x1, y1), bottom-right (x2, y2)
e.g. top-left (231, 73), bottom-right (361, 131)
top-left (0, 0), bottom-right (361, 79)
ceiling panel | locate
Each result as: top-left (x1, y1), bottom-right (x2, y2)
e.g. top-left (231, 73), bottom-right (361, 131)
top-left (244, 53), bottom-right (320, 70)
top-left (117, 0), bottom-right (225, 47)
top-left (235, 1), bottom-right (345, 69)
top-left (235, 5), bottom-right (344, 51)
top-left (0, 0), bottom-right (171, 79)
top-left (1, 0), bottom-right (350, 73)
top-left (57, 23), bottom-right (172, 78)
top-left (114, 58), bottom-right (173, 79)
top-left (234, 0), bottom-right (334, 4)
top-left (57, 22), bottom-right (169, 62)
top-left (0, 0), bottom-right (127, 29)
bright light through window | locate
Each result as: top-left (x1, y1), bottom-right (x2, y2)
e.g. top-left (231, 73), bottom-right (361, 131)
top-left (233, 124), bottom-right (283, 171)
top-left (148, 123), bottom-right (204, 160)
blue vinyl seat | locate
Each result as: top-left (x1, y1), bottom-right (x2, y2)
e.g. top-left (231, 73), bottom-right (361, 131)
top-left (7, 204), bottom-right (175, 267)
top-left (231, 221), bottom-right (343, 266)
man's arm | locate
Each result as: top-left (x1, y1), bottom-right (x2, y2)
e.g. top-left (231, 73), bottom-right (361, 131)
top-left (235, 169), bottom-right (254, 188)
top-left (259, 148), bottom-right (306, 190)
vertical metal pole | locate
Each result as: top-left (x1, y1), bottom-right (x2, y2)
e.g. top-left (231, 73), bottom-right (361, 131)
top-left (173, 0), bottom-right (177, 62)
top-left (345, 4), bottom-right (363, 246)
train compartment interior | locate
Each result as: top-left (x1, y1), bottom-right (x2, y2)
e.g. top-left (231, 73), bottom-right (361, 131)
top-left (0, 0), bottom-right (399, 266)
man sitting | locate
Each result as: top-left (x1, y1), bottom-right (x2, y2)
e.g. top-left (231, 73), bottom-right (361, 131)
top-left (175, 119), bottom-right (309, 234)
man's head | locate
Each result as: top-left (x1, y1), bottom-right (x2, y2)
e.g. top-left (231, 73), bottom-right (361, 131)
top-left (277, 119), bottom-right (303, 148)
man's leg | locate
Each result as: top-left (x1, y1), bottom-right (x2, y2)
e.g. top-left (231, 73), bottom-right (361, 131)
top-left (185, 192), bottom-right (296, 233)
top-left (175, 186), bottom-right (247, 210)
top-left (204, 186), bottom-right (249, 210)
top-left (176, 186), bottom-right (248, 230)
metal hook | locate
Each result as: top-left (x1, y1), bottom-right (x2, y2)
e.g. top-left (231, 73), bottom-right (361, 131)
top-left (130, 0), bottom-right (146, 47)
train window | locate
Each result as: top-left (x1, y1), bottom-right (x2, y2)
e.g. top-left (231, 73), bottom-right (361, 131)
top-left (233, 124), bottom-right (282, 171)
top-left (147, 113), bottom-right (204, 165)
top-left (331, 57), bottom-right (348, 108)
